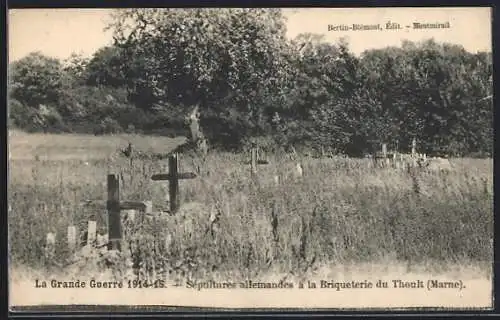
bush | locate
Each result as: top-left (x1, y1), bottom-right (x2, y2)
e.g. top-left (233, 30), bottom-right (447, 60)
top-left (9, 100), bottom-right (69, 133)
top-left (8, 99), bottom-right (37, 130)
top-left (93, 117), bottom-right (123, 135)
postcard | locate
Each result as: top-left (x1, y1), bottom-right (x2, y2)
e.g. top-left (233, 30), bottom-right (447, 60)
top-left (8, 7), bottom-right (493, 311)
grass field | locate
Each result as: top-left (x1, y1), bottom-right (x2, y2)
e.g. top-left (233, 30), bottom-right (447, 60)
top-left (8, 130), bottom-right (494, 288)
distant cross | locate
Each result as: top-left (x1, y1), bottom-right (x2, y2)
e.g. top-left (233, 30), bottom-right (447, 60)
top-left (151, 153), bottom-right (197, 214)
top-left (247, 147), bottom-right (269, 179)
top-left (411, 138), bottom-right (417, 156)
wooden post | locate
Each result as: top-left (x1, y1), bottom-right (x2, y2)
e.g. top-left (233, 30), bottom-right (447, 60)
top-left (169, 154), bottom-right (180, 213)
top-left (165, 233), bottom-right (173, 252)
top-left (44, 232), bottom-right (56, 267)
top-left (107, 174), bottom-right (121, 251)
top-left (45, 232), bottom-right (56, 257)
top-left (382, 143), bottom-right (388, 167)
top-left (412, 138), bottom-right (417, 157)
top-left (251, 148), bottom-right (257, 178)
top-left (87, 221), bottom-right (97, 246)
top-left (151, 154), bottom-right (197, 215)
top-left (67, 226), bottom-right (76, 251)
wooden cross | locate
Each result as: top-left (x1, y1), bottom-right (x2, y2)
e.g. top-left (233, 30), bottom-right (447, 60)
top-left (106, 174), bottom-right (152, 251)
top-left (248, 147), bottom-right (269, 178)
top-left (151, 153), bottom-right (197, 215)
top-left (82, 175), bottom-right (152, 252)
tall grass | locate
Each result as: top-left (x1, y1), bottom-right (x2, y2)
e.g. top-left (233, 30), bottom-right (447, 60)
top-left (8, 132), bottom-right (493, 282)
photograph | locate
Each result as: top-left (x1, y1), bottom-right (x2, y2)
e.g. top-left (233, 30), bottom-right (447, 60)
top-left (7, 7), bottom-right (493, 311)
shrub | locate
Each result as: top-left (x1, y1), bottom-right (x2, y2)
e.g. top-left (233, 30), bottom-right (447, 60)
top-left (93, 117), bottom-right (123, 135)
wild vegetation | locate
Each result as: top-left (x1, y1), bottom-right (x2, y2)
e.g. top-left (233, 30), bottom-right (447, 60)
top-left (8, 8), bottom-right (493, 283)
top-left (9, 131), bottom-right (493, 281)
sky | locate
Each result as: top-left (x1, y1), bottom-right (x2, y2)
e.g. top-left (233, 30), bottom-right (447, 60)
top-left (8, 7), bottom-right (492, 63)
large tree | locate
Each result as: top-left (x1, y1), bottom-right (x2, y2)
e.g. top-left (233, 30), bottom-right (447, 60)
top-left (106, 8), bottom-right (292, 148)
top-left (9, 52), bottom-right (64, 107)
top-left (356, 40), bottom-right (493, 156)
top-left (8, 52), bottom-right (68, 132)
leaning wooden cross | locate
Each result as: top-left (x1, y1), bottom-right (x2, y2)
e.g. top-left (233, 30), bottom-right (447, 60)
top-left (151, 153), bottom-right (197, 215)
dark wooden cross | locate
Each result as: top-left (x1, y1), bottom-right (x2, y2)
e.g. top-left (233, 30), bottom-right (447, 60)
top-left (105, 174), bottom-right (152, 251)
top-left (151, 153), bottom-right (197, 215)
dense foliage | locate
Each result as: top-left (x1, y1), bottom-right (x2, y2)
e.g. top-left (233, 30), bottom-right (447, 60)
top-left (8, 9), bottom-right (493, 156)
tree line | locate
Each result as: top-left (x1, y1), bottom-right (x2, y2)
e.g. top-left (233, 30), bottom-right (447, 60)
top-left (8, 8), bottom-right (493, 157)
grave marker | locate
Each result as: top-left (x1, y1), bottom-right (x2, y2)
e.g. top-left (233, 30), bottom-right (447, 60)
top-left (102, 174), bottom-right (152, 251)
top-left (248, 147), bottom-right (269, 179)
top-left (151, 154), bottom-right (197, 215)
top-left (67, 226), bottom-right (76, 251)
top-left (87, 221), bottom-right (97, 246)
top-left (107, 174), bottom-right (121, 251)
